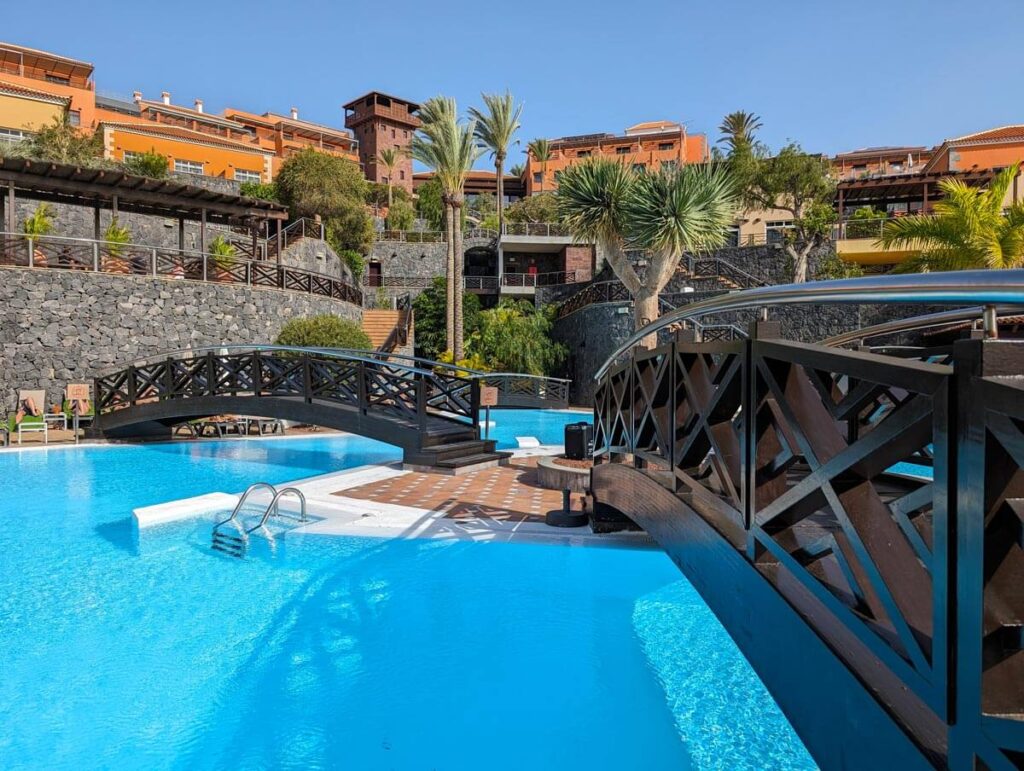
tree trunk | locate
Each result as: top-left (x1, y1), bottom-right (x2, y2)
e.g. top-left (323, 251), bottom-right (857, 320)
top-left (387, 181), bottom-right (393, 209)
top-left (634, 288), bottom-right (660, 350)
top-left (445, 202), bottom-right (456, 354)
top-left (452, 197), bottom-right (465, 360)
top-left (495, 153), bottom-right (505, 235)
top-left (788, 242), bottom-right (811, 283)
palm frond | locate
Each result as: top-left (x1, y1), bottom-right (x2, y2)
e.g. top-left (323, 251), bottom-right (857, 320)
top-left (555, 157), bottom-right (635, 247)
top-left (468, 91), bottom-right (523, 162)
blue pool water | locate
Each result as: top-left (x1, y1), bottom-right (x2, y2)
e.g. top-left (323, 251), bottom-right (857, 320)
top-left (0, 411), bottom-right (815, 770)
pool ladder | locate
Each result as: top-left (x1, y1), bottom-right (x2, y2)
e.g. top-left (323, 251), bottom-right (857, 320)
top-left (211, 482), bottom-right (307, 558)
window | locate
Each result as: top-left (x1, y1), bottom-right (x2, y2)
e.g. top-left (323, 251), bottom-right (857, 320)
top-left (616, 146), bottom-right (630, 155)
top-left (660, 160), bottom-right (678, 170)
top-left (765, 220), bottom-right (794, 244)
top-left (725, 225), bottom-right (740, 248)
top-left (68, 110), bottom-right (81, 127)
top-left (658, 142), bottom-right (674, 151)
top-left (234, 169), bottom-right (261, 183)
top-left (382, 176), bottom-right (389, 186)
top-left (533, 172), bottom-right (542, 184)
top-left (45, 73), bottom-right (70, 85)
top-left (399, 169), bottom-right (405, 180)
top-left (577, 150), bottom-right (591, 158)
top-left (174, 159), bottom-right (204, 175)
top-left (0, 127), bottom-right (29, 142)
top-left (403, 130), bottom-right (408, 138)
top-left (391, 128), bottom-right (396, 139)
top-left (283, 132), bottom-right (294, 140)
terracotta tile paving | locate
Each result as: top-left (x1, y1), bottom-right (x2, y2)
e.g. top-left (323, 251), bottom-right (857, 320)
top-left (335, 458), bottom-right (584, 524)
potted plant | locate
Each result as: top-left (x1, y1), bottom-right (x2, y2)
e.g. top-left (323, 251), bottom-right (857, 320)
top-left (21, 203), bottom-right (54, 267)
top-left (208, 235), bottom-right (238, 282)
top-left (101, 218), bottom-right (132, 274)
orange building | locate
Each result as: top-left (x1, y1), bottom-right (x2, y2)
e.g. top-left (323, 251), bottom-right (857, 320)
top-left (224, 106), bottom-right (360, 176)
top-left (831, 146), bottom-right (931, 181)
top-left (95, 92), bottom-right (272, 182)
top-left (923, 126), bottom-right (1024, 176)
top-left (523, 120), bottom-right (709, 195)
top-left (0, 42), bottom-right (96, 131)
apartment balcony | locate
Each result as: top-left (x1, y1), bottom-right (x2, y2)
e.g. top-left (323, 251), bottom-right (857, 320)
top-left (833, 216), bottom-right (923, 266)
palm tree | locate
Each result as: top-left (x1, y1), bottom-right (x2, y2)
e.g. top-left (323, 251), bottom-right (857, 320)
top-left (412, 96), bottom-right (482, 359)
top-left (469, 91), bottom-right (523, 236)
top-left (880, 163), bottom-right (1024, 272)
top-left (528, 138), bottom-right (551, 193)
top-left (509, 163), bottom-right (525, 178)
top-left (376, 147), bottom-right (405, 207)
top-left (717, 111), bottom-right (762, 151)
top-left (558, 158), bottom-right (738, 347)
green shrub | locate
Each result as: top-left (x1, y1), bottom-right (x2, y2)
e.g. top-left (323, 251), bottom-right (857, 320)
top-left (122, 149), bottom-right (169, 178)
top-left (275, 315), bottom-right (372, 350)
top-left (208, 235), bottom-right (237, 270)
top-left (22, 203), bottom-right (54, 236)
top-left (412, 276), bottom-right (482, 360)
top-left (366, 182), bottom-right (410, 208)
top-left (814, 250), bottom-right (864, 280)
top-left (104, 218), bottom-right (131, 256)
top-left (338, 249), bottom-right (366, 279)
top-left (385, 200), bottom-right (415, 231)
top-left (505, 192), bottom-right (559, 223)
top-left (239, 180), bottom-right (279, 201)
top-left (467, 300), bottom-right (566, 375)
top-left (845, 206), bottom-right (886, 239)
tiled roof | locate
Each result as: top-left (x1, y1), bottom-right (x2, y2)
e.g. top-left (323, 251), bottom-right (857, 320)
top-left (0, 79), bottom-right (70, 105)
top-left (100, 121), bottom-right (272, 155)
top-left (945, 125), bottom-right (1024, 144)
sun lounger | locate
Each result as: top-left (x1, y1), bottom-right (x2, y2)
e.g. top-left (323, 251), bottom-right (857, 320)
top-left (12, 389), bottom-right (48, 444)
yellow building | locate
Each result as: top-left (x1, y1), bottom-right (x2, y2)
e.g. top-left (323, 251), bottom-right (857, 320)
top-left (0, 80), bottom-right (69, 142)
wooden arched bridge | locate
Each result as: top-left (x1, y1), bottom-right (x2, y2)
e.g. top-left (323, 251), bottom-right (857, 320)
top-left (589, 271), bottom-right (1024, 771)
top-left (92, 346), bottom-right (569, 469)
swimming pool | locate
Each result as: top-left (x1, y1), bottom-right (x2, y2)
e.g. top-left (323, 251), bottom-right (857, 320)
top-left (0, 412), bottom-right (815, 770)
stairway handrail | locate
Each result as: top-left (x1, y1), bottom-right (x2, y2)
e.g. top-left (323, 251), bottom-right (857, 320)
top-left (595, 269), bottom-right (1024, 380)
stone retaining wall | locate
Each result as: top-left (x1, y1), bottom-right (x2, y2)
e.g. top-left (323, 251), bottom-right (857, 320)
top-left (0, 267), bottom-right (360, 412)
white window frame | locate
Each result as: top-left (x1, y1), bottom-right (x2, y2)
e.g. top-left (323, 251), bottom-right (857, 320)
top-left (174, 159), bottom-right (204, 176)
top-left (233, 169), bottom-right (261, 183)
top-left (0, 127), bottom-right (30, 143)
top-left (765, 220), bottom-right (794, 244)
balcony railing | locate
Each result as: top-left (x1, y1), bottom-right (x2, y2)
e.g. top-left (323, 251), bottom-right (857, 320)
top-left (0, 232), bottom-right (361, 305)
top-left (501, 222), bottom-right (571, 237)
top-left (502, 270), bottom-right (577, 287)
top-left (375, 228), bottom-right (498, 243)
top-left (463, 276), bottom-right (499, 291)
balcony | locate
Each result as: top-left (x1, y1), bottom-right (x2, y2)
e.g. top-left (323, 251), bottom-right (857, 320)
top-left (833, 216), bottom-right (924, 265)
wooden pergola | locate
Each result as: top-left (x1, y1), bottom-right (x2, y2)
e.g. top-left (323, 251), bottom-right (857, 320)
top-left (836, 168), bottom-right (995, 214)
top-left (0, 156), bottom-right (288, 257)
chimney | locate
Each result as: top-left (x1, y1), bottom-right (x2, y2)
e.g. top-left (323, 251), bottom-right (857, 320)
top-left (290, 106), bottom-right (299, 120)
top-left (132, 91), bottom-right (142, 103)
top-left (194, 98), bottom-right (204, 113)
top-left (161, 91), bottom-right (171, 105)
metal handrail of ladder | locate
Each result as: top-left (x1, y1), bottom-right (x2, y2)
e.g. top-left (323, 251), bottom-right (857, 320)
top-left (246, 487), bottom-right (307, 534)
top-left (213, 482), bottom-right (277, 535)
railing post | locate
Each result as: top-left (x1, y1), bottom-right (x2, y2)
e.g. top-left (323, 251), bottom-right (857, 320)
top-left (202, 253), bottom-right (208, 282)
top-left (416, 374), bottom-right (427, 433)
top-left (303, 354), bottom-right (313, 404)
top-left (357, 360), bottom-right (368, 415)
top-left (163, 357), bottom-right (174, 400)
top-left (26, 236), bottom-right (33, 267)
top-left (246, 261), bottom-right (251, 287)
top-left (206, 352), bottom-right (216, 396)
top-left (92, 242), bottom-right (99, 272)
top-left (151, 248), bottom-right (157, 277)
top-left (471, 377), bottom-right (481, 437)
top-left (127, 364), bottom-right (137, 405)
top-left (252, 349), bottom-right (262, 397)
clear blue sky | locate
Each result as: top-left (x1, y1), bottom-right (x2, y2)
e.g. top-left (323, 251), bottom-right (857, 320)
top-left (6, 0), bottom-right (1022, 169)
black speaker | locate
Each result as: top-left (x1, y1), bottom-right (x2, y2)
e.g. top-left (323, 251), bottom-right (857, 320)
top-left (564, 421), bottom-right (593, 460)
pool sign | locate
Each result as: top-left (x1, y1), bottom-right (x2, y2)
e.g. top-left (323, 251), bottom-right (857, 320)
top-left (67, 383), bottom-right (90, 401)
top-left (480, 386), bottom-right (499, 407)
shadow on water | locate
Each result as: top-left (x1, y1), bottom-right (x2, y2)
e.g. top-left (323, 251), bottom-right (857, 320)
top-left (94, 518), bottom-right (140, 556)
top-left (142, 438), bottom-right (402, 475)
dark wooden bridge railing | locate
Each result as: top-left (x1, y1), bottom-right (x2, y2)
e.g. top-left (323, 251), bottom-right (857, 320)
top-left (95, 348), bottom-right (477, 431)
top-left (593, 328), bottom-right (1024, 769)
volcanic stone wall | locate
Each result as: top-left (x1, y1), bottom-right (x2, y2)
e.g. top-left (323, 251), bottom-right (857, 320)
top-left (0, 267), bottom-right (360, 412)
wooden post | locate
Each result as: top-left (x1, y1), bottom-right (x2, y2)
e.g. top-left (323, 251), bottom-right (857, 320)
top-left (111, 194), bottom-right (118, 219)
top-left (250, 221), bottom-right (257, 262)
top-left (923, 182), bottom-right (930, 214)
top-left (177, 217), bottom-right (185, 253)
top-left (276, 220), bottom-right (282, 265)
top-left (199, 208), bottom-right (207, 253)
top-left (93, 206), bottom-right (101, 240)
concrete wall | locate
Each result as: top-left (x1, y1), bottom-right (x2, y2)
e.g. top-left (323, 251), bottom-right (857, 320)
top-left (0, 267), bottom-right (360, 412)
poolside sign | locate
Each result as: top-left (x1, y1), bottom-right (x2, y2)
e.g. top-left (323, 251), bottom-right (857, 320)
top-left (67, 383), bottom-right (90, 401)
top-left (480, 386), bottom-right (499, 407)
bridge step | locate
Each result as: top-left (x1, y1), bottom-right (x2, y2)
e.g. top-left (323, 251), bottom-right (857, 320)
top-left (435, 451), bottom-right (512, 473)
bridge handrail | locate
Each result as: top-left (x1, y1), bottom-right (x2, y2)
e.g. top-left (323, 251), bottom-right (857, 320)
top-left (595, 270), bottom-right (1024, 380)
top-left (821, 305), bottom-right (1022, 348)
